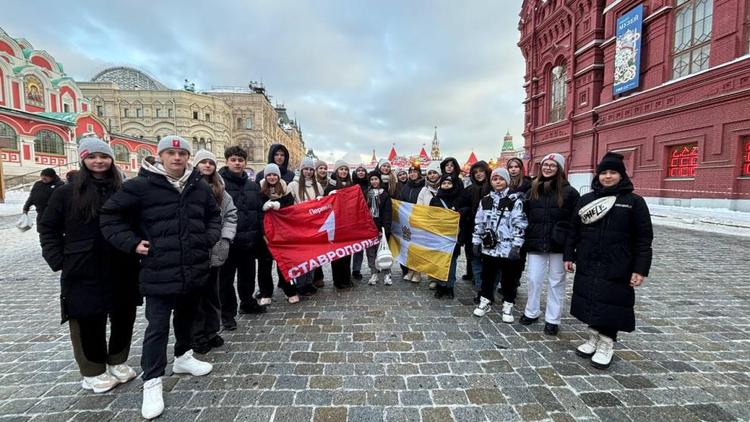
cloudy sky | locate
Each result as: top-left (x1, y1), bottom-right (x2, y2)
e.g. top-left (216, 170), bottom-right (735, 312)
top-left (4, 0), bottom-right (526, 164)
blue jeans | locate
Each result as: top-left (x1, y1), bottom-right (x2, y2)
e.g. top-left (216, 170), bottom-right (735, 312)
top-left (471, 254), bottom-right (483, 290)
top-left (352, 250), bottom-right (364, 272)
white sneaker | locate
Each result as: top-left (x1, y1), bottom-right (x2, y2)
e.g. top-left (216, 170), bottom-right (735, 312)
top-left (428, 281), bottom-right (437, 290)
top-left (410, 272), bottom-right (421, 283)
top-left (501, 301), bottom-right (514, 323)
top-left (384, 274), bottom-right (392, 285)
top-left (141, 377), bottom-right (164, 420)
top-left (81, 372), bottom-right (119, 393)
top-left (259, 297), bottom-right (272, 306)
top-left (368, 274), bottom-right (378, 285)
top-left (288, 295), bottom-right (300, 304)
top-left (173, 350), bottom-right (213, 376)
top-left (107, 363), bottom-right (137, 383)
top-left (591, 334), bottom-right (614, 369)
top-left (576, 328), bottom-right (599, 358)
top-left (473, 297), bottom-right (492, 317)
top-left (404, 271), bottom-right (414, 281)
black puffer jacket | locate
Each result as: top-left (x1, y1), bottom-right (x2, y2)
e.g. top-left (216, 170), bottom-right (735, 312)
top-left (398, 177), bottom-right (425, 204)
top-left (440, 157), bottom-right (464, 193)
top-left (39, 181), bottom-right (140, 323)
top-left (100, 163), bottom-right (222, 296)
top-left (565, 178), bottom-right (653, 332)
top-left (254, 144), bottom-right (295, 183)
top-left (219, 167), bottom-right (262, 249)
top-left (457, 161), bottom-right (491, 244)
top-left (25, 177), bottom-right (65, 221)
top-left (524, 179), bottom-right (580, 253)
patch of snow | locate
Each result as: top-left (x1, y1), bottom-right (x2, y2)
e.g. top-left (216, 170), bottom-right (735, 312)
top-left (0, 190), bottom-right (29, 217)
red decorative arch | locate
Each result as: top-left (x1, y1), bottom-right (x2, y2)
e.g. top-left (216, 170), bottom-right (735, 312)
top-left (59, 86), bottom-right (77, 112)
top-left (29, 124), bottom-right (69, 141)
top-left (30, 55), bottom-right (53, 71)
top-left (0, 115), bottom-right (24, 135)
top-left (0, 40), bottom-right (16, 57)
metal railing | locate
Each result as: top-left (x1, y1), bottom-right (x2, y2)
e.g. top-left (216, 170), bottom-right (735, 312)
top-left (3, 161), bottom-right (80, 190)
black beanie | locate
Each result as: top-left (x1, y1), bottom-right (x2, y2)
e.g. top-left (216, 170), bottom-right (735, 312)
top-left (367, 170), bottom-right (382, 185)
top-left (40, 168), bottom-right (57, 177)
top-left (596, 152), bottom-right (627, 176)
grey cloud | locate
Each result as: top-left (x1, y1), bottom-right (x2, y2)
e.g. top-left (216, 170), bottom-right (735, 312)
top-left (3, 0), bottom-right (526, 163)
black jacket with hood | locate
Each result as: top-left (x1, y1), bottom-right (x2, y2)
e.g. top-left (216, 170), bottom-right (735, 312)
top-left (25, 176), bottom-right (65, 220)
top-left (100, 157), bottom-right (222, 296)
top-left (565, 176), bottom-right (653, 332)
top-left (39, 179), bottom-right (141, 323)
top-left (440, 157), bottom-right (464, 193)
top-left (430, 174), bottom-right (463, 254)
top-left (219, 167), bottom-right (262, 249)
top-left (457, 161), bottom-right (491, 244)
top-left (254, 144), bottom-right (295, 184)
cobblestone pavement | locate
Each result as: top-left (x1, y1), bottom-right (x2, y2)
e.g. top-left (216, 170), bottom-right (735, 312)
top-left (0, 223), bottom-right (748, 422)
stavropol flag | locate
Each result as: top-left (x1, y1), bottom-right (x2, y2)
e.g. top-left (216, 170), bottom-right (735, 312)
top-left (388, 199), bottom-right (459, 281)
top-left (264, 185), bottom-right (379, 281)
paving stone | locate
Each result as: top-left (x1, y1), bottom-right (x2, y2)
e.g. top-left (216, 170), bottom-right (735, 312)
top-left (466, 388), bottom-right (506, 405)
top-left (421, 407), bottom-right (455, 422)
top-left (579, 392), bottom-right (624, 408)
top-left (313, 406), bottom-right (348, 422)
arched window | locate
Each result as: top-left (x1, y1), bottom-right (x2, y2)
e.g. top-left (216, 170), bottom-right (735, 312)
top-left (236, 117), bottom-right (242, 129)
top-left (549, 63), bottom-right (567, 123)
top-left (112, 144), bottom-right (129, 162)
top-left (34, 130), bottom-right (64, 155)
top-left (198, 137), bottom-right (206, 150)
top-left (137, 148), bottom-right (152, 162)
top-left (0, 121), bottom-right (18, 150)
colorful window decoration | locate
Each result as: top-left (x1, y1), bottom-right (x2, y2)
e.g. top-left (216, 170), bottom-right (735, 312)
top-left (667, 143), bottom-right (698, 178)
top-left (23, 74), bottom-right (45, 108)
top-left (742, 138), bottom-right (750, 176)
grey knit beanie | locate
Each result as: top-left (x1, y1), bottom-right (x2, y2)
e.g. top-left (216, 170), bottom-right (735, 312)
top-left (78, 136), bottom-right (114, 160)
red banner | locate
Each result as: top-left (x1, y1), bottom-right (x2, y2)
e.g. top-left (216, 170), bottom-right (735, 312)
top-left (264, 185), bottom-right (379, 281)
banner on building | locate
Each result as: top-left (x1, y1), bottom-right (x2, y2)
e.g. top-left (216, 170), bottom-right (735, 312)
top-left (263, 185), bottom-right (379, 281)
top-left (613, 4), bottom-right (644, 95)
top-left (388, 200), bottom-right (460, 281)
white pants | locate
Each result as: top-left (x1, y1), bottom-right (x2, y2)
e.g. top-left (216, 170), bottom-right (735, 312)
top-left (524, 252), bottom-right (566, 325)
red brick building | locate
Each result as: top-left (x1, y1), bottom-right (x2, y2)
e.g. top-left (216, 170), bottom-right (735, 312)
top-left (518, 0), bottom-right (750, 210)
top-left (0, 26), bottom-right (156, 186)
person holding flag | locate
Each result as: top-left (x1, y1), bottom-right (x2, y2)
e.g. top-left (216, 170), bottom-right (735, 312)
top-left (257, 164), bottom-right (297, 303)
top-left (324, 161), bottom-right (356, 288)
top-left (398, 162), bottom-right (426, 282)
top-left (313, 160), bottom-right (330, 286)
top-left (351, 165), bottom-right (370, 281)
top-left (429, 174), bottom-right (464, 299)
top-left (288, 157), bottom-right (325, 295)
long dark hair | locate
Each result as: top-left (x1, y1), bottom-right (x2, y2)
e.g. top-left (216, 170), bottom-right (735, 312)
top-left (299, 170), bottom-right (321, 201)
top-left (530, 163), bottom-right (566, 208)
top-left (203, 170), bottom-right (225, 207)
top-left (332, 168), bottom-right (352, 187)
top-left (72, 162), bottom-right (123, 223)
top-left (506, 158), bottom-right (526, 191)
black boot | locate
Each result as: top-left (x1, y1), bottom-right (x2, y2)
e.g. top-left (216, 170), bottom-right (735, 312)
top-left (445, 287), bottom-right (455, 299)
top-left (240, 301), bottom-right (267, 314)
top-left (352, 271), bottom-right (362, 281)
top-left (434, 286), bottom-right (445, 298)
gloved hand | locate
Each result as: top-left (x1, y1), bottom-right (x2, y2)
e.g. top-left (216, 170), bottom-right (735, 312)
top-left (262, 201), bottom-right (273, 211)
top-left (211, 238), bottom-right (231, 267)
top-left (472, 244), bottom-right (482, 256)
top-left (508, 246), bottom-right (521, 261)
top-left (316, 196), bottom-right (323, 200)
top-left (329, 190), bottom-right (337, 195)
top-left (270, 201), bottom-right (281, 210)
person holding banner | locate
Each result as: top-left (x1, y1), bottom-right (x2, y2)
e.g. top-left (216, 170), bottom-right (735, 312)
top-left (365, 171), bottom-right (393, 286)
top-left (376, 159), bottom-right (400, 198)
top-left (564, 152), bottom-right (653, 369)
top-left (429, 174), bottom-right (463, 299)
top-left (258, 164), bottom-right (298, 303)
top-left (520, 153), bottom-right (579, 336)
top-left (472, 168), bottom-right (528, 321)
top-left (288, 157), bottom-right (325, 293)
top-left (351, 165), bottom-right (370, 281)
top-left (191, 149), bottom-right (238, 353)
top-left (313, 159), bottom-right (330, 286)
top-left (398, 162), bottom-right (426, 282)
top-left (325, 160), bottom-right (356, 289)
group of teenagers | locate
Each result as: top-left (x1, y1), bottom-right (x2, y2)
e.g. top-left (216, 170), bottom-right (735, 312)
top-left (30, 132), bottom-right (653, 419)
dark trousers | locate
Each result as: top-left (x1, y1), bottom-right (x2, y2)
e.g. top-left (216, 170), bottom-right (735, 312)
top-left (331, 256), bottom-right (352, 287)
top-left (313, 267), bottom-right (324, 282)
top-left (68, 301), bottom-right (137, 377)
top-left (258, 258), bottom-right (286, 298)
top-left (504, 250), bottom-right (527, 288)
top-left (141, 293), bottom-right (199, 381)
top-left (219, 247), bottom-right (256, 325)
top-left (463, 243), bottom-right (474, 277)
top-left (193, 267), bottom-right (221, 346)
top-left (480, 255), bottom-right (518, 304)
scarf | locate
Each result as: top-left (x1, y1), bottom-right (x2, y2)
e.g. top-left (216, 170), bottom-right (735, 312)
top-left (367, 188), bottom-right (383, 218)
top-left (142, 158), bottom-right (191, 192)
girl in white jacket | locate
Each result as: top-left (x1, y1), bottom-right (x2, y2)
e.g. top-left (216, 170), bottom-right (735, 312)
top-left (287, 157), bottom-right (324, 293)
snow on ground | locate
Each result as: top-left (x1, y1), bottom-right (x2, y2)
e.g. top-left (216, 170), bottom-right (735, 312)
top-left (0, 190), bottom-right (29, 217)
top-left (3, 189), bottom-right (750, 237)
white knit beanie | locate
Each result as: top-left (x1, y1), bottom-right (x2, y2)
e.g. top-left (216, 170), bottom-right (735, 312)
top-left (193, 149), bottom-right (217, 166)
top-left (264, 163), bottom-right (281, 177)
top-left (541, 153), bottom-right (565, 172)
top-left (491, 167), bottom-right (510, 182)
top-left (334, 160), bottom-right (349, 171)
top-left (300, 157), bottom-right (316, 170)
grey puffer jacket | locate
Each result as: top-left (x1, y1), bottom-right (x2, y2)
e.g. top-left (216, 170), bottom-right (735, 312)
top-left (472, 189), bottom-right (527, 258)
top-left (210, 190), bottom-right (238, 267)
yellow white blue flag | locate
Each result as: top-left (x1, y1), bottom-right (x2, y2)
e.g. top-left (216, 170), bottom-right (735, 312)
top-left (388, 199), bottom-right (460, 281)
